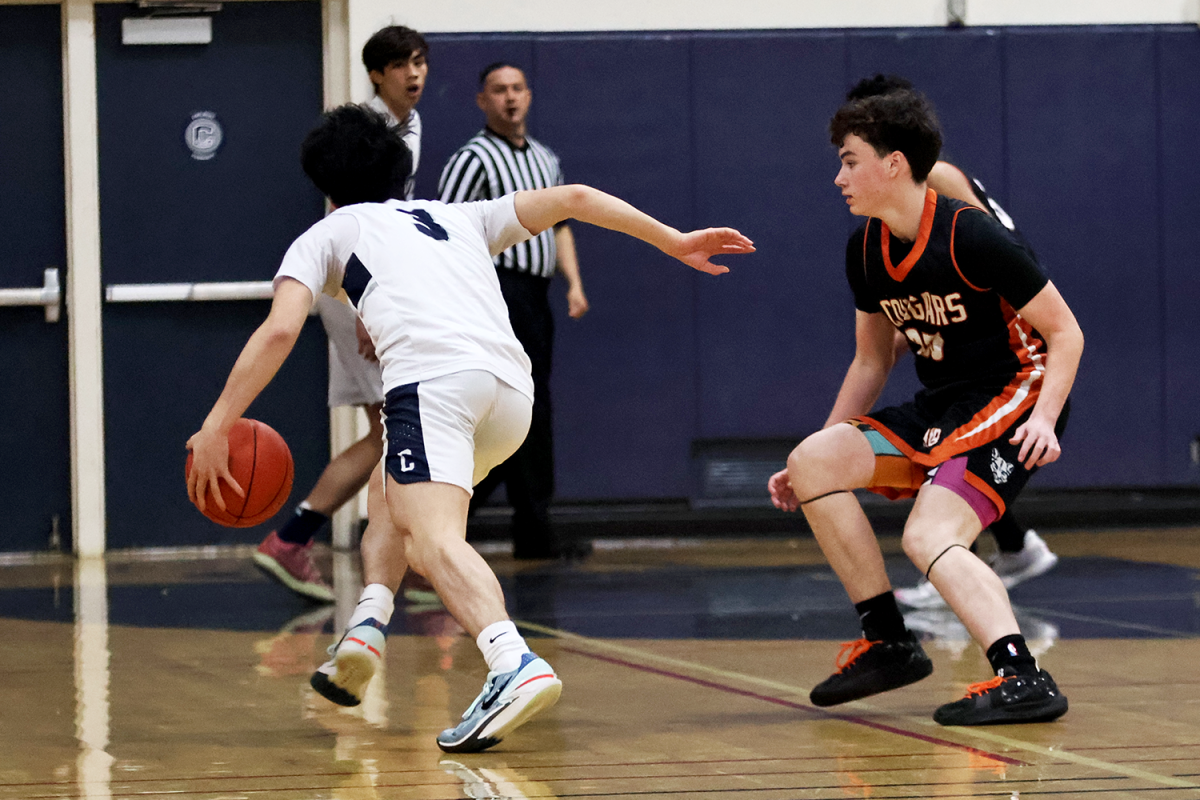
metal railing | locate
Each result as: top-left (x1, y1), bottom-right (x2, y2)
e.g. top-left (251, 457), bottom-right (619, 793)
top-left (104, 280), bottom-right (274, 303)
top-left (0, 268), bottom-right (61, 322)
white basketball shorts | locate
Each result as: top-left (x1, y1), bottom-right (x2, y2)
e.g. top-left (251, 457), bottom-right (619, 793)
top-left (382, 370), bottom-right (532, 493)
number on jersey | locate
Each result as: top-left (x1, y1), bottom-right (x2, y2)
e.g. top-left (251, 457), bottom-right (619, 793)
top-left (904, 328), bottom-right (945, 361)
top-left (398, 208), bottom-right (449, 241)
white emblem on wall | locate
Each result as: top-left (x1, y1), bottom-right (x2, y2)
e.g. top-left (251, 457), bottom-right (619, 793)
top-left (185, 112), bottom-right (223, 161)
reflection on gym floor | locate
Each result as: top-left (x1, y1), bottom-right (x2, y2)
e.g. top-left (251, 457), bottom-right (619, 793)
top-left (4, 526), bottom-right (1200, 799)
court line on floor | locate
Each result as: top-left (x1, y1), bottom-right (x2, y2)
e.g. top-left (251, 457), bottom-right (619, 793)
top-left (1016, 605), bottom-right (1198, 638)
top-left (516, 619), bottom-right (1200, 790)
top-left (515, 619), bottom-right (1021, 767)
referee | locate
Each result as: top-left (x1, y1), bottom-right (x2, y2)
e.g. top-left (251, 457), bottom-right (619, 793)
top-left (438, 62), bottom-right (590, 560)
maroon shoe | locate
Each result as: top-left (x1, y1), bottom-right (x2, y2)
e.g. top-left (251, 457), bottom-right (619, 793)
top-left (254, 531), bottom-right (334, 603)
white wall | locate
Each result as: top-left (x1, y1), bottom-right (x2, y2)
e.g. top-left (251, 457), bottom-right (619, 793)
top-left (349, 0), bottom-right (1199, 36)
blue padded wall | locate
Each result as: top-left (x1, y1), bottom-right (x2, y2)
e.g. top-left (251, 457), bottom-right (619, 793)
top-left (1005, 28), bottom-right (1161, 486)
top-left (692, 32), bottom-right (852, 440)
top-left (414, 25), bottom-right (1198, 499)
top-left (1158, 28), bottom-right (1200, 485)
top-left (535, 35), bottom-right (696, 498)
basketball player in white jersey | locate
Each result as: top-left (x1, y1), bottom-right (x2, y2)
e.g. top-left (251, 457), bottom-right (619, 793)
top-left (186, 104), bottom-right (754, 753)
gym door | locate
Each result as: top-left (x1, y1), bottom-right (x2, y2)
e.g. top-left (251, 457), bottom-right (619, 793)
top-left (0, 6), bottom-right (71, 553)
top-left (95, 1), bottom-right (331, 548)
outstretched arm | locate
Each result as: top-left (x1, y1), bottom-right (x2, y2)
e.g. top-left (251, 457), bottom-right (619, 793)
top-left (185, 278), bottom-right (313, 511)
top-left (513, 185), bottom-right (754, 274)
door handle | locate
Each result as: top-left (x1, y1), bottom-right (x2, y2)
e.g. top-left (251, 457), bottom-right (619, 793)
top-left (104, 280), bottom-right (275, 302)
top-left (0, 268), bottom-right (61, 322)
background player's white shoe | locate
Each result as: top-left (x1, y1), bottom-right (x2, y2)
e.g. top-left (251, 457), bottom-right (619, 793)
top-left (897, 530), bottom-right (1059, 609)
top-left (895, 579), bottom-right (946, 609)
top-left (989, 530), bottom-right (1058, 588)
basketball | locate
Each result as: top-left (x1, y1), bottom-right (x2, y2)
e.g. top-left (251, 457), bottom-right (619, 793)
top-left (185, 418), bottom-right (294, 528)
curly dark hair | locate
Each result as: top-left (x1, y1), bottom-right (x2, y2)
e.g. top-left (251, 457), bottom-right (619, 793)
top-left (845, 73), bottom-right (914, 102)
top-left (829, 89), bottom-right (942, 183)
top-left (362, 25), bottom-right (428, 75)
top-left (300, 104), bottom-right (413, 207)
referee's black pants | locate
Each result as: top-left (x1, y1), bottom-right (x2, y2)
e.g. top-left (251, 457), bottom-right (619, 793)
top-left (470, 269), bottom-right (558, 557)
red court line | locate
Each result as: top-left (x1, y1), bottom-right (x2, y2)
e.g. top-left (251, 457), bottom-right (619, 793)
top-left (560, 646), bottom-right (1026, 767)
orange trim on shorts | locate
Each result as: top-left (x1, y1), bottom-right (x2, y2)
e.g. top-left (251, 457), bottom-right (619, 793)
top-left (870, 455), bottom-right (927, 498)
top-left (927, 304), bottom-right (1044, 460)
top-left (881, 188), bottom-right (938, 283)
top-left (850, 418), bottom-right (928, 499)
top-left (963, 468), bottom-right (1007, 519)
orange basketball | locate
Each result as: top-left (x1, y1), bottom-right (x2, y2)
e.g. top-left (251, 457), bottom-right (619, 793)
top-left (186, 418), bottom-right (294, 528)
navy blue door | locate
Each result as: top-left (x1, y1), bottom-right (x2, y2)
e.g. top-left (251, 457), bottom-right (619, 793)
top-left (95, 2), bottom-right (330, 548)
top-left (0, 6), bottom-right (71, 552)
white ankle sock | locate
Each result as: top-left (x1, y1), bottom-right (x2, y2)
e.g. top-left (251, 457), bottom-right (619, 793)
top-left (477, 620), bottom-right (530, 674)
top-left (349, 583), bottom-right (395, 628)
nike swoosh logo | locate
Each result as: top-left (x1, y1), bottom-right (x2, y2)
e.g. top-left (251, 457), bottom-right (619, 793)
top-left (488, 632), bottom-right (508, 643)
top-left (479, 685), bottom-right (508, 711)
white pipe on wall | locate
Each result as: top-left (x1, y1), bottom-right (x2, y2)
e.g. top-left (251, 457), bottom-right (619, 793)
top-left (63, 0), bottom-right (106, 558)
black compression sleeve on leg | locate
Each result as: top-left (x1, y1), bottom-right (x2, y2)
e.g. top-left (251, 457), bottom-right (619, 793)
top-left (924, 543), bottom-right (969, 581)
top-left (988, 511), bottom-right (1026, 553)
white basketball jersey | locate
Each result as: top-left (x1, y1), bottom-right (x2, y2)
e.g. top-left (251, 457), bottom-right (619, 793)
top-left (275, 194), bottom-right (535, 400)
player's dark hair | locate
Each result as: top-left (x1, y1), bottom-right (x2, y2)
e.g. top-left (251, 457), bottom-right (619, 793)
top-left (301, 104), bottom-right (413, 207)
top-left (478, 61), bottom-right (525, 88)
top-left (829, 90), bottom-right (942, 183)
top-left (846, 73), bottom-right (915, 102)
top-left (362, 25), bottom-right (428, 77)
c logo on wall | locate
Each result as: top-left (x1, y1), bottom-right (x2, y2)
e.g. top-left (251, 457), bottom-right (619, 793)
top-left (185, 112), bottom-right (223, 161)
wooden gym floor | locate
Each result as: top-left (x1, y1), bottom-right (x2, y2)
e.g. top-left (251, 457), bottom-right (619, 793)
top-left (2, 525), bottom-right (1200, 799)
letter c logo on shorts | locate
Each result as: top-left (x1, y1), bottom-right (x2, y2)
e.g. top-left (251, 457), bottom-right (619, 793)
top-left (398, 448), bottom-right (416, 472)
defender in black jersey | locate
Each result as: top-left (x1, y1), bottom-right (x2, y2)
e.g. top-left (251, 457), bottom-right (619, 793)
top-left (768, 89), bottom-right (1083, 725)
top-left (846, 76), bottom-right (1062, 611)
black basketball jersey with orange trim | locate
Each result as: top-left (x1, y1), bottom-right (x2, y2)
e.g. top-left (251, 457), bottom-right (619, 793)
top-left (846, 189), bottom-right (1049, 399)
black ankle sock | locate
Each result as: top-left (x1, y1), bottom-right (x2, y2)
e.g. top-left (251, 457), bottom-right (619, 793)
top-left (276, 506), bottom-right (329, 545)
top-left (854, 592), bottom-right (908, 642)
top-left (986, 634), bottom-right (1039, 676)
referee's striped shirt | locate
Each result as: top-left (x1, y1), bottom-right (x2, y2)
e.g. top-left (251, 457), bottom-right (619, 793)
top-left (437, 128), bottom-right (564, 278)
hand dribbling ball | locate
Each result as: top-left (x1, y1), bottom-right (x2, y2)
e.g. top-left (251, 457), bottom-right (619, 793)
top-left (186, 418), bottom-right (294, 527)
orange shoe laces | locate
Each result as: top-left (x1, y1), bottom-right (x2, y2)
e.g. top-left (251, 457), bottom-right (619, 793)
top-left (964, 675), bottom-right (1007, 697)
top-left (834, 639), bottom-right (874, 671)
